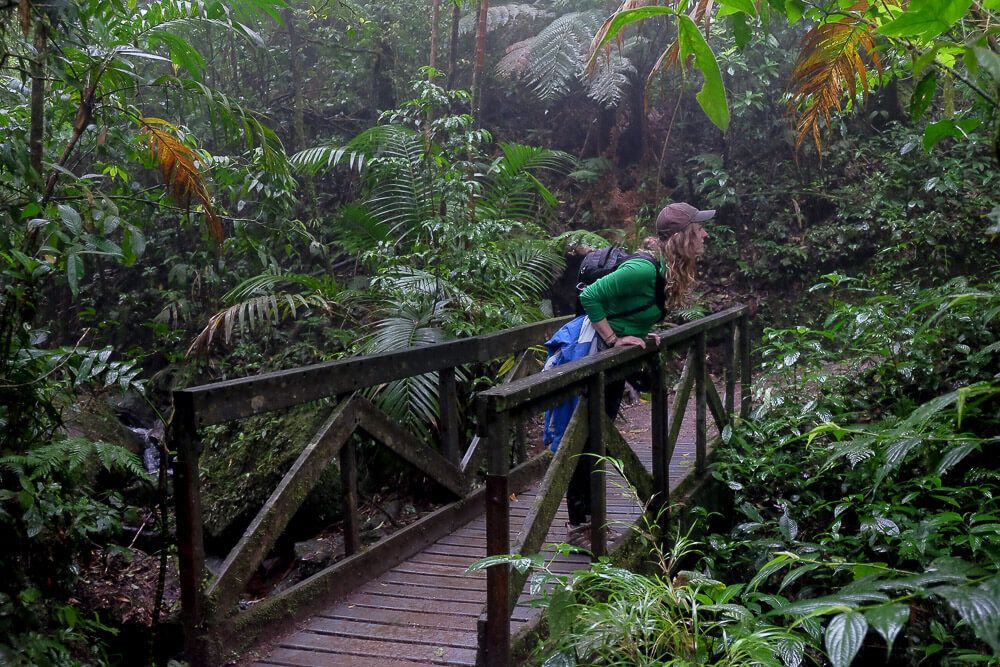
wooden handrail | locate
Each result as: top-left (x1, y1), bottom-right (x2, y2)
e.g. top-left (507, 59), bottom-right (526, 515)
top-left (177, 316), bottom-right (571, 426)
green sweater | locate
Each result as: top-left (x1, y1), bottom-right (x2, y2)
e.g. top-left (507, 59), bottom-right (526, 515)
top-left (579, 257), bottom-right (664, 337)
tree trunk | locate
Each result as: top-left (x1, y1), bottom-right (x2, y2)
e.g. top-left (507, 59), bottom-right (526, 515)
top-left (472, 0), bottom-right (488, 118)
top-left (429, 0), bottom-right (441, 71)
top-left (447, 1), bottom-right (460, 88)
top-left (282, 6), bottom-right (316, 212)
top-left (29, 18), bottom-right (48, 186)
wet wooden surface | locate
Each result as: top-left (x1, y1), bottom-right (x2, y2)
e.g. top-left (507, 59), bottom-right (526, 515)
top-left (248, 399), bottom-right (711, 667)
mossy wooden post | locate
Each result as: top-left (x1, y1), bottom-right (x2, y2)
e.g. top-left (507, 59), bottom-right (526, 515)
top-left (439, 366), bottom-right (460, 465)
top-left (650, 355), bottom-right (669, 513)
top-left (483, 406), bottom-right (511, 667)
top-left (170, 391), bottom-right (213, 667)
top-left (725, 322), bottom-right (736, 422)
top-left (588, 372), bottom-right (607, 558)
top-left (695, 333), bottom-right (707, 474)
top-left (739, 314), bottom-right (752, 419)
top-left (341, 438), bottom-right (361, 555)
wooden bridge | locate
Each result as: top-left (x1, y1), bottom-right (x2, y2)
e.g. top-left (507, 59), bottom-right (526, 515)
top-left (168, 305), bottom-right (752, 666)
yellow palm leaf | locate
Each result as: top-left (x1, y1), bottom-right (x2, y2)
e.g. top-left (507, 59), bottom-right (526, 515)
top-left (787, 2), bottom-right (886, 158)
top-left (139, 117), bottom-right (224, 244)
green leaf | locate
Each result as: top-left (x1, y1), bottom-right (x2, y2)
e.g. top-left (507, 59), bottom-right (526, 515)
top-left (877, 0), bottom-right (973, 41)
top-left (66, 253), bottom-right (82, 296)
top-left (825, 611), bottom-right (868, 667)
top-left (934, 579), bottom-right (1000, 652)
top-left (783, 0), bottom-right (806, 23)
top-left (717, 0), bottom-right (757, 16)
top-left (58, 204), bottom-right (82, 235)
top-left (776, 637), bottom-right (805, 667)
top-left (729, 13), bottom-right (752, 48)
top-left (677, 15), bottom-right (730, 132)
top-left (865, 603), bottom-right (909, 654)
top-left (593, 6), bottom-right (676, 51)
top-left (548, 586), bottom-right (577, 639)
top-left (910, 70), bottom-right (937, 122)
top-left (749, 553), bottom-right (792, 591)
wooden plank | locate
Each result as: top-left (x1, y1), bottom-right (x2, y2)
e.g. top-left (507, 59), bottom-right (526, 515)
top-left (706, 378), bottom-right (727, 433)
top-left (740, 314), bottom-right (752, 419)
top-left (209, 400), bottom-right (357, 618)
top-left (181, 317), bottom-right (571, 426)
top-left (603, 421), bottom-right (654, 505)
top-left (305, 617), bottom-right (477, 648)
top-left (355, 396), bottom-right (464, 496)
top-left (668, 347), bottom-right (696, 456)
top-left (347, 593), bottom-right (486, 617)
top-left (278, 632), bottom-right (478, 666)
top-left (381, 571), bottom-right (486, 591)
top-left (260, 646), bottom-right (428, 667)
top-left (318, 606), bottom-right (476, 631)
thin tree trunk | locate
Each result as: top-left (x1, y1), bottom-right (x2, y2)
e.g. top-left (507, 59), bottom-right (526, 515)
top-left (282, 7), bottom-right (316, 212)
top-left (447, 1), bottom-right (460, 88)
top-left (472, 0), bottom-right (488, 117)
top-left (29, 18), bottom-right (48, 185)
top-left (429, 0), bottom-right (441, 70)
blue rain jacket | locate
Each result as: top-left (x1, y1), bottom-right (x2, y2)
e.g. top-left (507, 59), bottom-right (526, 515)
top-left (542, 315), bottom-right (601, 451)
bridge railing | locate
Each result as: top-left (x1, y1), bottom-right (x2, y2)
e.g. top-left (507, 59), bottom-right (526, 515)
top-left (168, 316), bottom-right (571, 665)
top-left (475, 304), bottom-right (752, 667)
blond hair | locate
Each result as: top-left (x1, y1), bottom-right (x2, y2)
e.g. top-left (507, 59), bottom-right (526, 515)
top-left (640, 225), bottom-right (702, 307)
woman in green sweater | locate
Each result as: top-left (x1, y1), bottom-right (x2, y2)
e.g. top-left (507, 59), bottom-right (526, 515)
top-left (567, 202), bottom-right (713, 545)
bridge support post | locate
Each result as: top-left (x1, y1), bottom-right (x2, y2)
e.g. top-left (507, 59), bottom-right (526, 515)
top-left (650, 357), bottom-right (669, 517)
top-left (725, 322), bottom-right (736, 422)
top-left (695, 333), bottom-right (707, 474)
top-left (170, 393), bottom-right (215, 666)
top-left (483, 408), bottom-right (511, 667)
top-left (588, 373), bottom-right (607, 558)
top-left (739, 314), bottom-right (752, 419)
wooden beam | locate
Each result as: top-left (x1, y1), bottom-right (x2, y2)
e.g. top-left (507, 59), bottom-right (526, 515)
top-left (484, 411), bottom-right (511, 667)
top-left (588, 374), bottom-right (607, 559)
top-left (508, 402), bottom-right (587, 609)
top-left (695, 333), bottom-right (707, 475)
top-left (341, 439), bottom-right (361, 556)
top-left (603, 420), bottom-right (654, 506)
top-left (667, 347), bottom-right (696, 456)
top-left (439, 367), bottom-right (460, 465)
top-left (180, 316), bottom-right (570, 426)
top-left (740, 314), bottom-right (753, 419)
top-left (207, 400), bottom-right (358, 618)
top-left (354, 397), bottom-right (464, 497)
top-left (706, 379), bottom-right (728, 433)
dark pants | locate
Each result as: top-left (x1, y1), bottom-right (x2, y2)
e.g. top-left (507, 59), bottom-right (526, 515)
top-left (566, 379), bottom-right (625, 525)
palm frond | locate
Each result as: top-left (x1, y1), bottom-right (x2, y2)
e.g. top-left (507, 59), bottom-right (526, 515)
top-left (787, 2), bottom-right (882, 157)
top-left (479, 143), bottom-right (575, 222)
top-left (380, 267), bottom-right (474, 308)
top-left (139, 117), bottom-right (223, 243)
top-left (332, 202), bottom-right (394, 256)
top-left (366, 297), bottom-right (452, 439)
top-left (492, 243), bottom-right (565, 305)
top-left (188, 272), bottom-right (353, 356)
top-left (365, 127), bottom-right (437, 241)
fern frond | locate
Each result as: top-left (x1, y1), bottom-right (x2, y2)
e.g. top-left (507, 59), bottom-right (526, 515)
top-left (787, 3), bottom-right (883, 157)
top-left (458, 3), bottom-right (556, 35)
top-left (496, 38), bottom-right (536, 78)
top-left (493, 244), bottom-right (565, 304)
top-left (0, 438), bottom-right (148, 481)
top-left (587, 47), bottom-right (636, 108)
top-left (139, 117), bottom-right (223, 243)
top-left (527, 11), bottom-right (604, 102)
top-left (479, 143), bottom-right (575, 222)
top-left (381, 267), bottom-right (474, 308)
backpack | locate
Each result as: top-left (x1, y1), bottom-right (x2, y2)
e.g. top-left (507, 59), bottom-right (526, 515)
top-left (576, 247), bottom-right (666, 320)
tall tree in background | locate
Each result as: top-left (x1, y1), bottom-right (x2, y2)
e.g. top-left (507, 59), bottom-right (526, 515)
top-left (472, 0), bottom-right (489, 116)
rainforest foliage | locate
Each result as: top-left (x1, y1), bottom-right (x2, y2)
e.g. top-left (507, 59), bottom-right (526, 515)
top-left (0, 0), bottom-right (996, 663)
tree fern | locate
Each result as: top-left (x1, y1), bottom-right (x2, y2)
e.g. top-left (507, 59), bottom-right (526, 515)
top-left (586, 42), bottom-right (637, 108)
top-left (526, 11), bottom-right (605, 102)
top-left (1, 438), bottom-right (148, 481)
top-left (458, 3), bottom-right (556, 35)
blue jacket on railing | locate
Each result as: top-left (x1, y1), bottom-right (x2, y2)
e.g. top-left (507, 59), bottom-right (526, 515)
top-left (542, 315), bottom-right (600, 452)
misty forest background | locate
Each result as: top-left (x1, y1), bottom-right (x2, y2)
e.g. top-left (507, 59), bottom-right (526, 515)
top-left (0, 0), bottom-right (998, 664)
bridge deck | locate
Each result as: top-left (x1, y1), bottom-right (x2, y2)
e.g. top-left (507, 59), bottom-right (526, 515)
top-left (247, 400), bottom-right (707, 666)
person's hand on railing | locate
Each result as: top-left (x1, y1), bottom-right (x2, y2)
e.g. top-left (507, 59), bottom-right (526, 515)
top-left (614, 335), bottom-right (647, 349)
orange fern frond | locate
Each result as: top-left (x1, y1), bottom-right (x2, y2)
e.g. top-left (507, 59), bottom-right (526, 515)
top-left (139, 117), bottom-right (224, 244)
top-left (787, 3), bottom-right (883, 158)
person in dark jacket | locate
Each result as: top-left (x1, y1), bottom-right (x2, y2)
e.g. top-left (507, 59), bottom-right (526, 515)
top-left (564, 202), bottom-right (713, 546)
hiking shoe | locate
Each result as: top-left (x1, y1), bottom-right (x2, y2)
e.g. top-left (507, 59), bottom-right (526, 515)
top-left (566, 522), bottom-right (591, 549)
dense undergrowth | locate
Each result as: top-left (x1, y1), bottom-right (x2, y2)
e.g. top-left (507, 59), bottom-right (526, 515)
top-left (517, 274), bottom-right (1000, 666)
